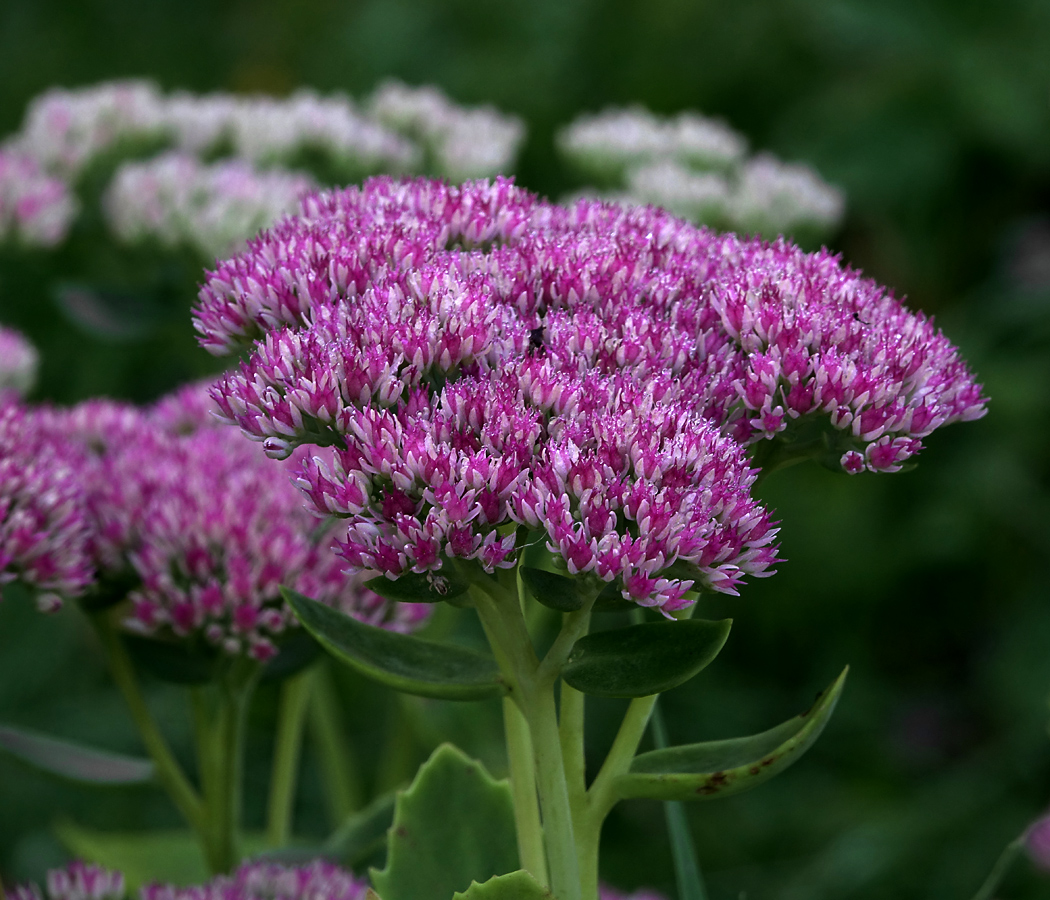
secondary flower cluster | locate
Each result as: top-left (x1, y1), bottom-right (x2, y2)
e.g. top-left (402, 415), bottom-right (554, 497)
top-left (0, 149), bottom-right (78, 246)
top-left (0, 325), bottom-right (39, 396)
top-left (103, 153), bottom-right (317, 259)
top-left (5, 80), bottom-right (523, 185)
top-left (21, 381), bottom-right (425, 659)
top-left (369, 80), bottom-right (526, 182)
top-left (9, 860), bottom-right (368, 900)
top-left (0, 399), bottom-right (93, 604)
top-left (557, 105), bottom-right (844, 240)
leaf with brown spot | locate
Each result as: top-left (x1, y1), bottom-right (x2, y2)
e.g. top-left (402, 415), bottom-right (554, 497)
top-left (613, 667), bottom-right (847, 802)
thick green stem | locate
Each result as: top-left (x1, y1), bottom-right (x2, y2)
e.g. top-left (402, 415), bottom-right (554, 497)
top-left (308, 662), bottom-right (362, 825)
top-left (90, 615), bottom-right (206, 836)
top-left (503, 697), bottom-right (547, 885)
top-left (473, 586), bottom-right (582, 900)
top-left (266, 667), bottom-right (313, 848)
top-left (212, 664), bottom-right (256, 873)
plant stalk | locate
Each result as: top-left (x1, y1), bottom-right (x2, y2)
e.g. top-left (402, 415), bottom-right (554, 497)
top-left (90, 614), bottom-right (206, 836)
top-left (503, 696), bottom-right (547, 885)
top-left (308, 662), bottom-right (362, 825)
top-left (266, 667), bottom-right (314, 848)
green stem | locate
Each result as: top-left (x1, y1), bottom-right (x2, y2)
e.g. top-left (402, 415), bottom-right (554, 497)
top-left (504, 697), bottom-right (547, 885)
top-left (308, 662), bottom-right (362, 826)
top-left (266, 667), bottom-right (314, 848)
top-left (473, 585), bottom-right (582, 900)
top-left (90, 615), bottom-right (206, 836)
top-left (577, 693), bottom-right (659, 898)
top-left (970, 835), bottom-right (1025, 900)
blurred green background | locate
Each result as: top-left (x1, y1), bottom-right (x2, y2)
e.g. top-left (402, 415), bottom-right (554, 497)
top-left (2, 0), bottom-right (1050, 897)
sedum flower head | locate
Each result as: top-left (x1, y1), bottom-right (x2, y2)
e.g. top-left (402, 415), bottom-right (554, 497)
top-left (0, 399), bottom-right (93, 605)
top-left (369, 80), bottom-right (525, 181)
top-left (38, 383), bottom-right (424, 659)
top-left (11, 860), bottom-right (368, 900)
top-left (102, 153), bottom-right (317, 259)
top-left (557, 105), bottom-right (844, 240)
top-left (196, 177), bottom-right (985, 478)
top-left (0, 149), bottom-right (78, 246)
top-left (195, 178), bottom-right (791, 610)
top-left (0, 325), bottom-right (40, 396)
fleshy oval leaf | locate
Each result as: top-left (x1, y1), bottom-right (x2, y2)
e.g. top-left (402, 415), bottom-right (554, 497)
top-left (561, 619), bottom-right (732, 698)
top-left (615, 667), bottom-right (848, 801)
top-left (0, 723), bottom-right (154, 785)
top-left (284, 589), bottom-right (506, 701)
top-left (519, 566), bottom-right (585, 612)
top-left (366, 568), bottom-right (469, 603)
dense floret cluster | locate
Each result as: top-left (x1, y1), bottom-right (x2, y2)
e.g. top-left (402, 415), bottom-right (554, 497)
top-left (0, 149), bottom-right (78, 246)
top-left (558, 106), bottom-right (844, 239)
top-left (9, 861), bottom-right (368, 900)
top-left (0, 325), bottom-right (40, 396)
top-left (33, 383), bottom-right (425, 658)
top-left (0, 400), bottom-right (92, 605)
top-left (103, 153), bottom-right (317, 258)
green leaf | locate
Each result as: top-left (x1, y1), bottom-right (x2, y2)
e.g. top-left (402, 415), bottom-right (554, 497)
top-left (370, 744), bottom-right (520, 900)
top-left (366, 568), bottom-right (469, 603)
top-left (261, 630), bottom-right (322, 682)
top-left (453, 871), bottom-right (552, 900)
top-left (55, 822), bottom-right (268, 889)
top-left (0, 723), bottom-right (154, 785)
top-left (519, 566), bottom-right (585, 612)
top-left (561, 619), bottom-right (732, 698)
top-left (323, 791), bottom-right (397, 868)
top-left (284, 589), bottom-right (506, 701)
top-left (615, 667), bottom-right (849, 801)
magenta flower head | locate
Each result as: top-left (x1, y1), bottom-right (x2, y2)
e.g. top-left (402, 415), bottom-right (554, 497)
top-left (38, 383), bottom-right (424, 660)
top-left (11, 860), bottom-right (368, 900)
top-left (0, 399), bottom-right (93, 606)
top-left (194, 178), bottom-right (783, 612)
top-left (195, 178), bottom-right (985, 477)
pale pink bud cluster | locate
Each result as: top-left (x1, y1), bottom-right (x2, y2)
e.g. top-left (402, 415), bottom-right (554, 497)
top-left (0, 149), bottom-right (78, 246)
top-left (557, 105), bottom-right (843, 239)
top-left (10, 861), bottom-right (367, 900)
top-left (38, 384), bottom-right (424, 658)
top-left (0, 399), bottom-right (93, 604)
top-left (103, 153), bottom-right (317, 259)
top-left (0, 325), bottom-right (40, 396)
top-left (6, 80), bottom-right (168, 179)
top-left (369, 80), bottom-right (525, 181)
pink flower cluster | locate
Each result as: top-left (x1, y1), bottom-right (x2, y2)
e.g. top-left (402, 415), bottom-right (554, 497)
top-left (0, 149), bottom-right (77, 246)
top-left (194, 180), bottom-right (816, 610)
top-left (33, 382), bottom-right (425, 660)
top-left (0, 325), bottom-right (39, 397)
top-left (10, 860), bottom-right (367, 900)
top-left (196, 178), bottom-right (985, 477)
top-left (0, 399), bottom-right (93, 604)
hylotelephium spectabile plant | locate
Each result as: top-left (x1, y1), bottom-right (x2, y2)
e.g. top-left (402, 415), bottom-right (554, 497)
top-left (191, 176), bottom-right (986, 900)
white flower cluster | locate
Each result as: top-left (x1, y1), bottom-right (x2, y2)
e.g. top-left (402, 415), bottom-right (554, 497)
top-left (0, 325), bottom-right (39, 396)
top-left (103, 153), bottom-right (317, 259)
top-left (369, 79), bottom-right (525, 181)
top-left (0, 150), bottom-right (78, 247)
top-left (0, 80), bottom-right (527, 255)
top-left (558, 105), bottom-right (844, 240)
